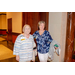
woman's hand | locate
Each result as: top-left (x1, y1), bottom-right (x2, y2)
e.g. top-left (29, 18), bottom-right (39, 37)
top-left (16, 55), bottom-right (20, 61)
top-left (55, 47), bottom-right (58, 50)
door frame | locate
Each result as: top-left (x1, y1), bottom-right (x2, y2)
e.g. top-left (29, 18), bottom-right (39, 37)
top-left (7, 18), bottom-right (12, 42)
top-left (64, 12), bottom-right (74, 62)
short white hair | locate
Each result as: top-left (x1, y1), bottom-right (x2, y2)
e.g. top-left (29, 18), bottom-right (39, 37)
top-left (22, 24), bottom-right (31, 32)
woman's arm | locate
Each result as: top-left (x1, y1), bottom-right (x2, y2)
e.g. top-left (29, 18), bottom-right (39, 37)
top-left (47, 31), bottom-right (53, 43)
top-left (13, 35), bottom-right (21, 61)
top-left (16, 55), bottom-right (20, 61)
top-left (33, 31), bottom-right (37, 39)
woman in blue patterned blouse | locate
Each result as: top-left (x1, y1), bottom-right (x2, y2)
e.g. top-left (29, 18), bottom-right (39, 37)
top-left (33, 21), bottom-right (53, 62)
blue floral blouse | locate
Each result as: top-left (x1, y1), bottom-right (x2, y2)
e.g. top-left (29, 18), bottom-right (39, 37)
top-left (33, 30), bottom-right (53, 54)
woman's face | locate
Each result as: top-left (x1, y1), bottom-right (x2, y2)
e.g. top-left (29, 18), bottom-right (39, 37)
top-left (24, 26), bottom-right (31, 34)
top-left (39, 23), bottom-right (45, 30)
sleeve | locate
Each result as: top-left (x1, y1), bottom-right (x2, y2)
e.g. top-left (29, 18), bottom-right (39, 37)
top-left (13, 35), bottom-right (21, 55)
top-left (33, 31), bottom-right (36, 39)
top-left (47, 31), bottom-right (53, 43)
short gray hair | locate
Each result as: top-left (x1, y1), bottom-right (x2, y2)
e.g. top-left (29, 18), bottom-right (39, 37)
top-left (22, 24), bottom-right (31, 32)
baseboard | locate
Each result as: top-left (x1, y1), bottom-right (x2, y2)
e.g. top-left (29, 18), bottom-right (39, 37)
top-left (0, 29), bottom-right (7, 35)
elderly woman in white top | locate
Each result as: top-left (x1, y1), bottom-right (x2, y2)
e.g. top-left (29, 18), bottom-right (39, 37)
top-left (13, 24), bottom-right (36, 62)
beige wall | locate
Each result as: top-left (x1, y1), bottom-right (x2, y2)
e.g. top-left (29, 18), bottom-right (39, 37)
top-left (48, 12), bottom-right (67, 62)
top-left (2, 15), bottom-right (7, 29)
top-left (0, 15), bottom-right (6, 29)
top-left (60, 12), bottom-right (67, 62)
top-left (0, 15), bottom-right (2, 29)
top-left (6, 12), bottom-right (22, 33)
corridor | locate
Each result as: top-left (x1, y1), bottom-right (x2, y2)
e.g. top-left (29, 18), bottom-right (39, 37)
top-left (0, 12), bottom-right (71, 62)
top-left (0, 35), bottom-right (17, 62)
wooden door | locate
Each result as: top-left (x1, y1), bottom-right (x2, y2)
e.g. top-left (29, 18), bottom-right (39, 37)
top-left (8, 18), bottom-right (12, 42)
top-left (39, 12), bottom-right (49, 30)
top-left (27, 12), bottom-right (39, 34)
top-left (22, 12), bottom-right (39, 34)
top-left (22, 12), bottom-right (49, 34)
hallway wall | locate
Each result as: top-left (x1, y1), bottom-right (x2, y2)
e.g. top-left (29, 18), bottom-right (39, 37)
top-left (48, 12), bottom-right (67, 62)
top-left (0, 14), bottom-right (7, 35)
top-left (6, 12), bottom-right (22, 33)
top-left (0, 15), bottom-right (6, 29)
top-left (6, 12), bottom-right (22, 43)
top-left (0, 15), bottom-right (2, 29)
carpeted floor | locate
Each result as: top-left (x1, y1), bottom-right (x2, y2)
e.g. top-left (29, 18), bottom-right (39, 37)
top-left (0, 37), bottom-right (5, 41)
top-left (0, 44), bottom-right (16, 60)
top-left (0, 36), bottom-right (17, 62)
